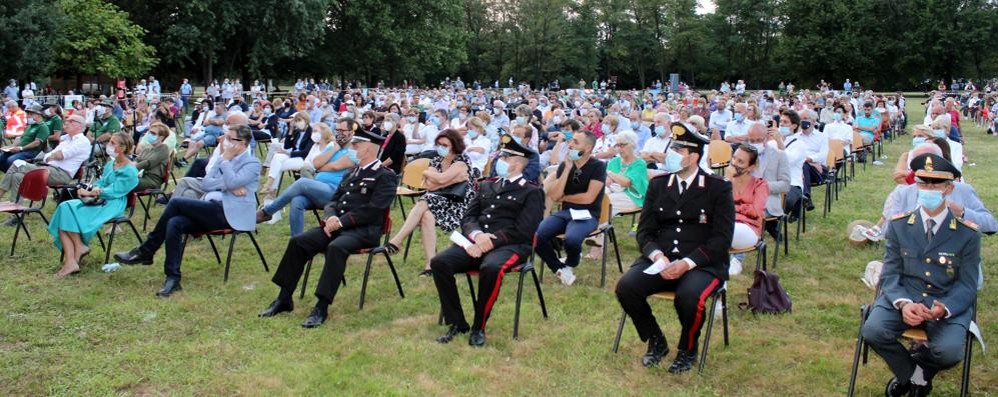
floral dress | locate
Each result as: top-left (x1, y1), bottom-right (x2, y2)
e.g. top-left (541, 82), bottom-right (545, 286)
top-left (422, 153), bottom-right (480, 232)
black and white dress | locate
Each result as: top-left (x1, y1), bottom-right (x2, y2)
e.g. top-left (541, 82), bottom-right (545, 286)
top-left (422, 153), bottom-right (480, 232)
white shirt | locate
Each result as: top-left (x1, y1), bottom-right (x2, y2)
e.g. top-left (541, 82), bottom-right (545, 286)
top-left (465, 135), bottom-right (491, 173)
top-left (709, 110), bottom-right (731, 131)
top-left (43, 133), bottom-right (91, 176)
top-left (725, 119), bottom-right (753, 138)
top-left (947, 138), bottom-right (964, 171)
top-left (823, 121), bottom-right (853, 154)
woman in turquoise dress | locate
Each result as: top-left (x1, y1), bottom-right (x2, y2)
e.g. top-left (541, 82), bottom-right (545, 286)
top-left (50, 132), bottom-right (139, 277)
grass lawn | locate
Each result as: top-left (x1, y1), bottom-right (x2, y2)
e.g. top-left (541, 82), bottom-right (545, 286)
top-left (1, 99), bottom-right (995, 396)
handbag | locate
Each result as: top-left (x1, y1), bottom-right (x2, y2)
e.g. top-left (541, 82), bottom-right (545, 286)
top-left (432, 181), bottom-right (468, 200)
top-left (53, 185), bottom-right (82, 203)
top-left (740, 268), bottom-right (792, 314)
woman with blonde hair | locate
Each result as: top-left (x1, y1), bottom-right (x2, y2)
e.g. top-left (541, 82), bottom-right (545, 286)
top-left (261, 111), bottom-right (314, 196)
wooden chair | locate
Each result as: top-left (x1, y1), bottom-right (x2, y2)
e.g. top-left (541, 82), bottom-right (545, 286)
top-left (708, 140), bottom-right (732, 174)
top-left (541, 195), bottom-right (622, 288)
top-left (395, 158), bottom-right (431, 221)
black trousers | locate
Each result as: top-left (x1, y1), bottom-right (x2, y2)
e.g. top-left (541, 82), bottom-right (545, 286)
top-left (615, 257), bottom-right (722, 352)
top-left (801, 162), bottom-right (825, 197)
top-left (431, 243), bottom-right (532, 332)
top-left (271, 226), bottom-right (379, 303)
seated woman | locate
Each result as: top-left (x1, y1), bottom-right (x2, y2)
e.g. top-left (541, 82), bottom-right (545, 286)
top-left (256, 122), bottom-right (354, 236)
top-left (247, 100), bottom-right (273, 143)
top-left (134, 123), bottom-right (172, 190)
top-left (587, 130), bottom-right (647, 259)
top-left (379, 113), bottom-right (406, 175)
top-left (385, 129), bottom-right (479, 276)
top-left (592, 115), bottom-right (620, 160)
top-left (726, 144), bottom-right (768, 275)
top-left (892, 125), bottom-right (936, 184)
top-left (48, 132), bottom-right (139, 277)
top-left (463, 117), bottom-right (492, 174)
top-left (261, 112), bottom-right (314, 197)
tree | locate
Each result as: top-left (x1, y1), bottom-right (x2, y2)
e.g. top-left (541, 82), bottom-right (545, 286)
top-left (0, 0), bottom-right (64, 82)
top-left (53, 0), bottom-right (157, 81)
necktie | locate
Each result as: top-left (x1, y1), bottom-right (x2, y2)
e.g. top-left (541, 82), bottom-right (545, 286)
top-left (926, 219), bottom-right (936, 241)
top-left (680, 180), bottom-right (688, 195)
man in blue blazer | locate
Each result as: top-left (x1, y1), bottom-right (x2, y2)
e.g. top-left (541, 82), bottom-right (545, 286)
top-left (116, 125), bottom-right (261, 297)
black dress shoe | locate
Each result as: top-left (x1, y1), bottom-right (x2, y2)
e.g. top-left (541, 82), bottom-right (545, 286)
top-left (301, 306), bottom-right (327, 328)
top-left (641, 336), bottom-right (669, 367)
top-left (258, 299), bottom-right (294, 317)
top-left (115, 248), bottom-right (154, 265)
top-left (436, 324), bottom-right (470, 344)
top-left (667, 349), bottom-right (697, 374)
top-left (468, 329), bottom-right (486, 347)
top-left (156, 279), bottom-right (182, 297)
top-left (885, 377), bottom-right (911, 397)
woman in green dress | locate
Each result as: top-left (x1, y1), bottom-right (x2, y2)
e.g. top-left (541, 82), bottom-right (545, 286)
top-left (50, 132), bottom-right (139, 277)
top-left (134, 122), bottom-right (172, 190)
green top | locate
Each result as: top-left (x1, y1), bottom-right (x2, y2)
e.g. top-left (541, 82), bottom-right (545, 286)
top-left (92, 115), bottom-right (121, 137)
top-left (607, 156), bottom-right (649, 207)
top-left (135, 143), bottom-right (171, 188)
top-left (18, 122), bottom-right (51, 151)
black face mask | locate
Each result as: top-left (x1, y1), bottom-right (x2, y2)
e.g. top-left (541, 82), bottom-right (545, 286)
top-left (801, 121), bottom-right (812, 130)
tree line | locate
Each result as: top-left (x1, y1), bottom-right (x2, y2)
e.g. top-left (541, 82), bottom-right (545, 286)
top-left (1, 0), bottom-right (995, 91)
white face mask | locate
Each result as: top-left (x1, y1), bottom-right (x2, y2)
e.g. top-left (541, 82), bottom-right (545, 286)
top-left (310, 132), bottom-right (321, 143)
top-left (295, 121), bottom-right (307, 130)
top-left (105, 145), bottom-right (117, 157)
top-left (383, 121), bottom-right (394, 131)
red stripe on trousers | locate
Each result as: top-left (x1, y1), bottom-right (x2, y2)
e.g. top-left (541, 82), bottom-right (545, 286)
top-left (480, 253), bottom-right (520, 332)
top-left (686, 278), bottom-right (720, 351)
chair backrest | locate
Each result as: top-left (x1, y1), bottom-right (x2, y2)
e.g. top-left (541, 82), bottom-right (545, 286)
top-left (400, 157), bottom-right (430, 189)
top-left (851, 132), bottom-right (864, 151)
top-left (599, 194), bottom-right (611, 225)
top-left (708, 140), bottom-right (732, 167)
top-left (19, 168), bottom-right (50, 202)
top-left (828, 140), bottom-right (845, 165)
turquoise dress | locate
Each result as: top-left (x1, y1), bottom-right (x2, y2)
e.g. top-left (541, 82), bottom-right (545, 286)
top-left (48, 160), bottom-right (139, 250)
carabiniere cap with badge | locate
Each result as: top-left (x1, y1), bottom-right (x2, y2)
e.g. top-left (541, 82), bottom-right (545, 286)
top-left (668, 122), bottom-right (709, 152)
top-left (499, 133), bottom-right (533, 158)
top-left (350, 126), bottom-right (386, 145)
top-left (909, 153), bottom-right (960, 183)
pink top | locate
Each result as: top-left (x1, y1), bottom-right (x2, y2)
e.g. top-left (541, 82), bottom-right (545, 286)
top-left (733, 177), bottom-right (769, 236)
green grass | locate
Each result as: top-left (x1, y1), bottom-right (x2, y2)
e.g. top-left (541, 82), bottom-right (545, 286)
top-left (1, 100), bottom-right (995, 396)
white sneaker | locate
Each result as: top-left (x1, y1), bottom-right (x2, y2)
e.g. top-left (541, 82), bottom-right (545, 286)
top-left (729, 256), bottom-right (742, 276)
top-left (872, 160), bottom-right (884, 166)
top-left (556, 267), bottom-right (576, 286)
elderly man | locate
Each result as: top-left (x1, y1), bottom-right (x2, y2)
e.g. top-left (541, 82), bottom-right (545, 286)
top-left (724, 102), bottom-right (752, 144)
top-left (115, 125), bottom-right (260, 297)
top-left (862, 153), bottom-right (980, 397)
top-left (257, 124), bottom-right (397, 329)
top-left (745, 124), bottom-right (790, 236)
top-left (1, 105), bottom-right (50, 172)
top-left (0, 114), bottom-right (89, 208)
top-left (641, 112), bottom-right (673, 177)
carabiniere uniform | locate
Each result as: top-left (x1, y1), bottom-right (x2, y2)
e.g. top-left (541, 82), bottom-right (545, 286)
top-left (615, 122), bottom-right (735, 373)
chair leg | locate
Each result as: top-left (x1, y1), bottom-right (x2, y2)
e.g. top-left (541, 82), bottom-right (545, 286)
top-left (94, 229), bottom-right (106, 252)
top-left (610, 226), bottom-right (623, 273)
top-left (465, 273), bottom-right (477, 307)
top-left (127, 220), bottom-right (144, 244)
top-left (612, 309), bottom-right (627, 353)
top-left (103, 223), bottom-right (119, 265)
top-left (513, 270), bottom-right (526, 339)
top-left (140, 195), bottom-right (153, 231)
top-left (530, 268), bottom-right (548, 318)
top-left (403, 232), bottom-right (413, 264)
top-left (300, 259), bottom-right (312, 300)
top-left (223, 233), bottom-right (237, 283)
top-left (699, 293), bottom-right (719, 375)
top-left (782, 216), bottom-right (789, 255)
top-left (721, 290), bottom-right (729, 346)
top-left (960, 330), bottom-right (973, 397)
top-left (600, 231), bottom-right (608, 288)
top-left (10, 214), bottom-right (23, 256)
top-left (397, 196), bottom-right (407, 221)
top-left (847, 305), bottom-right (868, 397)
top-left (247, 232), bottom-right (269, 272)
top-left (384, 252), bottom-right (404, 299)
top-left (359, 253), bottom-right (374, 310)
top-left (205, 235), bottom-right (221, 264)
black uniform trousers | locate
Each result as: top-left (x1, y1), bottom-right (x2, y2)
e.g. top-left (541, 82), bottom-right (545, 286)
top-left (431, 243), bottom-right (532, 332)
top-left (615, 257), bottom-right (723, 352)
top-left (861, 301), bottom-right (967, 382)
top-left (271, 226), bottom-right (379, 303)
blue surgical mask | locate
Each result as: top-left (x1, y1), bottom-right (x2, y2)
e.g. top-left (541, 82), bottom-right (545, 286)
top-left (917, 188), bottom-right (944, 210)
top-left (145, 134), bottom-right (158, 144)
top-left (663, 149), bottom-right (683, 173)
top-left (511, 135), bottom-right (523, 145)
top-left (345, 148), bottom-right (359, 164)
top-left (562, 131), bottom-right (574, 141)
top-left (833, 113), bottom-right (843, 121)
top-left (630, 120), bottom-right (640, 129)
top-left (468, 130), bottom-right (479, 139)
top-left (494, 159), bottom-right (510, 177)
top-left (654, 125), bottom-right (666, 136)
top-left (568, 149), bottom-right (583, 161)
top-left (436, 145), bottom-right (450, 157)
top-left (778, 126), bottom-right (792, 136)
top-left (912, 137), bottom-right (927, 147)
top-left (602, 123), bottom-right (612, 134)
top-left (516, 116), bottom-right (526, 124)
top-left (932, 129), bottom-right (947, 138)
top-left (734, 113), bottom-right (745, 122)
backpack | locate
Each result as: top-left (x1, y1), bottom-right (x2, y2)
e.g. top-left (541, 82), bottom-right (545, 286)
top-left (740, 268), bottom-right (792, 314)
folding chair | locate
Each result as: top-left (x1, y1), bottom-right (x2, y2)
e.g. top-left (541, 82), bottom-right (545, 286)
top-left (299, 209), bottom-right (405, 310)
top-left (708, 140), bottom-right (732, 175)
top-left (134, 160), bottom-right (172, 230)
top-left (1, 168), bottom-right (50, 256)
top-left (540, 195), bottom-right (623, 287)
top-left (763, 193), bottom-right (788, 265)
top-left (95, 192), bottom-right (143, 265)
top-left (180, 228), bottom-right (269, 283)
top-left (611, 284), bottom-right (730, 375)
top-left (395, 158), bottom-right (430, 221)
top-left (847, 293), bottom-right (980, 396)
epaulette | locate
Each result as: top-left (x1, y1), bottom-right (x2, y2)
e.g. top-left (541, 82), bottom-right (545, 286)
top-left (956, 217), bottom-right (979, 231)
top-left (890, 210), bottom-right (914, 222)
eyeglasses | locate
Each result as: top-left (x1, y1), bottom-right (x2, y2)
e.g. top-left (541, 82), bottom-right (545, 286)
top-left (335, 128), bottom-right (350, 133)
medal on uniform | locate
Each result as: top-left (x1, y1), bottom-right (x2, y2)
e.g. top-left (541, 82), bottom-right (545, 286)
top-left (699, 209), bottom-right (707, 224)
top-left (361, 187), bottom-right (368, 194)
top-left (938, 256), bottom-right (947, 265)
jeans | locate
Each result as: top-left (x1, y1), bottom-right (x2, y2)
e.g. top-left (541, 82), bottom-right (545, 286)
top-left (0, 150), bottom-right (39, 173)
top-left (534, 209), bottom-right (599, 272)
top-left (263, 178), bottom-right (335, 236)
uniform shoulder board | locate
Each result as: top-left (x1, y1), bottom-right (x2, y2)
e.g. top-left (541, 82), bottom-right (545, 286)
top-left (956, 217), bottom-right (979, 231)
top-left (518, 179), bottom-right (526, 186)
top-left (890, 210), bottom-right (914, 222)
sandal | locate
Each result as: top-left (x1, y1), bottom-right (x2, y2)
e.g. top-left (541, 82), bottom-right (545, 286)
top-left (384, 242), bottom-right (400, 255)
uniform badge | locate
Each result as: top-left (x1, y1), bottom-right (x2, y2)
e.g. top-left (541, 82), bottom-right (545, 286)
top-left (938, 256), bottom-right (947, 265)
top-left (698, 175), bottom-right (704, 188)
top-left (950, 219), bottom-right (957, 230)
top-left (699, 209), bottom-right (707, 224)
top-left (907, 214), bottom-right (916, 225)
top-left (946, 266), bottom-right (955, 277)
top-left (361, 186), bottom-right (368, 194)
